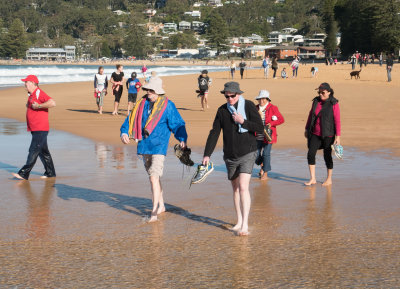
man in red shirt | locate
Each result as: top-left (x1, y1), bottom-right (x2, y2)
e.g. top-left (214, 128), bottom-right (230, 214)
top-left (12, 75), bottom-right (57, 180)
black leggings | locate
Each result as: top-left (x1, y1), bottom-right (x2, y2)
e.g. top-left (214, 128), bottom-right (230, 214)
top-left (307, 134), bottom-right (334, 169)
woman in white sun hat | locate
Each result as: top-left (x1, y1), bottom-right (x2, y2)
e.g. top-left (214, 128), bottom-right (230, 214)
top-left (255, 90), bottom-right (285, 180)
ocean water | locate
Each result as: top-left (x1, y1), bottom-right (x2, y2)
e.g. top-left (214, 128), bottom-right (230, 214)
top-left (0, 64), bottom-right (227, 88)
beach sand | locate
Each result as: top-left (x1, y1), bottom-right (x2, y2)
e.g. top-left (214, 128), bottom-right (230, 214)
top-left (0, 119), bottom-right (399, 287)
top-left (0, 63), bottom-right (399, 155)
top-left (1, 63), bottom-right (400, 287)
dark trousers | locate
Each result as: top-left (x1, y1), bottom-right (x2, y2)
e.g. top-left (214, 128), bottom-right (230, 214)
top-left (307, 134), bottom-right (334, 169)
top-left (272, 67), bottom-right (277, 78)
top-left (240, 68), bottom-right (244, 79)
top-left (18, 131), bottom-right (56, 179)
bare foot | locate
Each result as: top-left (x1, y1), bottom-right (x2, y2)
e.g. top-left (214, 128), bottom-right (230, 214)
top-left (258, 169), bottom-right (264, 177)
top-left (148, 213), bottom-right (158, 223)
top-left (12, 173), bottom-right (26, 180)
top-left (260, 172), bottom-right (268, 181)
top-left (304, 179), bottom-right (317, 186)
top-left (238, 230), bottom-right (249, 236)
top-left (157, 206), bottom-right (166, 215)
top-left (322, 180), bottom-right (332, 186)
top-left (231, 223), bottom-right (242, 231)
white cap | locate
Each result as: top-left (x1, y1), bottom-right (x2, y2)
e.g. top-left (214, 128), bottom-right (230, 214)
top-left (255, 90), bottom-right (271, 100)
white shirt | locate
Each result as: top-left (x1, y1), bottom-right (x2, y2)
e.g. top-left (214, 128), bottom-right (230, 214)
top-left (95, 73), bottom-right (108, 91)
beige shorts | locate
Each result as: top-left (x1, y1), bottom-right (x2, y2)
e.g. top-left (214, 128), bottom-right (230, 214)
top-left (142, 154), bottom-right (165, 177)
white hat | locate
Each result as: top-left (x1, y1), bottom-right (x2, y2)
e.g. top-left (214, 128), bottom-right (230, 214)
top-left (255, 90), bottom-right (270, 100)
top-left (142, 77), bottom-right (165, 94)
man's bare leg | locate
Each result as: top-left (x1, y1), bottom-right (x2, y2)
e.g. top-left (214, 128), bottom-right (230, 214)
top-left (322, 168), bottom-right (333, 186)
top-left (231, 177), bottom-right (242, 231)
top-left (149, 175), bottom-right (162, 222)
top-left (237, 173), bottom-right (251, 235)
top-left (304, 165), bottom-right (317, 186)
top-left (157, 182), bottom-right (165, 214)
top-left (201, 95), bottom-right (205, 111)
top-left (204, 93), bottom-right (209, 108)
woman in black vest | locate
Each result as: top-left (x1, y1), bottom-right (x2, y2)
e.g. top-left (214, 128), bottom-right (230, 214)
top-left (304, 83), bottom-right (341, 186)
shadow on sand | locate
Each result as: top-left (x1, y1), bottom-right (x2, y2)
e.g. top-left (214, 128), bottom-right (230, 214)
top-left (0, 161), bottom-right (41, 176)
top-left (177, 107), bottom-right (203, 112)
top-left (55, 183), bottom-right (231, 230)
top-left (66, 109), bottom-right (113, 115)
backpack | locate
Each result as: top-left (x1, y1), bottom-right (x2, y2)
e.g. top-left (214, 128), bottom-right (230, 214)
top-left (262, 59), bottom-right (268, 68)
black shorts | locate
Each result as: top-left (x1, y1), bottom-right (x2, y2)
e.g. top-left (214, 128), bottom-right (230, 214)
top-left (113, 87), bottom-right (123, 103)
top-left (128, 93), bottom-right (137, 103)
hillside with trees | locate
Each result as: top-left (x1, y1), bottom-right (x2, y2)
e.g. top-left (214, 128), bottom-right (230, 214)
top-left (0, 0), bottom-right (398, 59)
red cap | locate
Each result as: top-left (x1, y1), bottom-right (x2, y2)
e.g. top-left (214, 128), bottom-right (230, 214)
top-left (21, 75), bottom-right (39, 84)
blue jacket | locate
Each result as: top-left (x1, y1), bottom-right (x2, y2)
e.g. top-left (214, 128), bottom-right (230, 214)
top-left (120, 98), bottom-right (187, 155)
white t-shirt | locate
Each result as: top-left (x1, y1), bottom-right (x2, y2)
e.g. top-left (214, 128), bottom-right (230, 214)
top-left (95, 73), bottom-right (108, 91)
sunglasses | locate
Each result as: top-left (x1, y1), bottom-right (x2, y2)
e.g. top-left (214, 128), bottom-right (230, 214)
top-left (318, 90), bottom-right (328, 95)
top-left (225, 94), bottom-right (237, 99)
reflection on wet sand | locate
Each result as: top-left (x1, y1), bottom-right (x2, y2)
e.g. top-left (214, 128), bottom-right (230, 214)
top-left (95, 143), bottom-right (138, 170)
top-left (1, 120), bottom-right (400, 287)
top-left (16, 179), bottom-right (55, 239)
top-left (302, 185), bottom-right (341, 287)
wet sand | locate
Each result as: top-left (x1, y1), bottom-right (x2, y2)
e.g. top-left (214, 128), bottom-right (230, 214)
top-left (0, 63), bottom-right (399, 156)
top-left (1, 119), bottom-right (400, 288)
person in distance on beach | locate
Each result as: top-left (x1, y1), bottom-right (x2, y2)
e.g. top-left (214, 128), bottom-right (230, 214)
top-left (126, 71), bottom-right (141, 113)
top-left (202, 82), bottom-right (263, 236)
top-left (304, 82), bottom-right (341, 186)
top-left (111, 64), bottom-right (125, 115)
top-left (120, 77), bottom-right (188, 222)
top-left (12, 75), bottom-right (56, 180)
top-left (94, 66), bottom-right (108, 114)
top-left (239, 59), bottom-right (246, 79)
top-left (197, 69), bottom-right (211, 111)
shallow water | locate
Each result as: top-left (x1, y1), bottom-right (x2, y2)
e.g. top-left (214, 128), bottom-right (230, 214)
top-left (0, 119), bottom-right (399, 288)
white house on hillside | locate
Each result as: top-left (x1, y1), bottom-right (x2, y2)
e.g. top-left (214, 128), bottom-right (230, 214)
top-left (26, 46), bottom-right (76, 61)
top-left (179, 21), bottom-right (191, 31)
top-left (163, 23), bottom-right (177, 33)
top-left (282, 27), bottom-right (298, 34)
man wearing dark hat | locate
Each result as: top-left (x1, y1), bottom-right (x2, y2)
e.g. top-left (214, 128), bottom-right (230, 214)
top-left (197, 69), bottom-right (211, 111)
top-left (201, 81), bottom-right (263, 236)
top-left (12, 75), bottom-right (56, 180)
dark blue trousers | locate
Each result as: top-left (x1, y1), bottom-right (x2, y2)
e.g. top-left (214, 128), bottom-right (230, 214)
top-left (18, 131), bottom-right (56, 179)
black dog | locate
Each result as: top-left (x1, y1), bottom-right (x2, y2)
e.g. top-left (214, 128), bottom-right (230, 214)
top-left (350, 70), bottom-right (361, 79)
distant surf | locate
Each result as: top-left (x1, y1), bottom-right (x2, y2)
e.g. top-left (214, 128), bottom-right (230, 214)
top-left (0, 64), bottom-right (227, 88)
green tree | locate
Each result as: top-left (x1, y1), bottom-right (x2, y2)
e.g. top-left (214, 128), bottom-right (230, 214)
top-left (370, 0), bottom-right (400, 53)
top-left (335, 0), bottom-right (400, 55)
top-left (322, 0), bottom-right (338, 56)
top-left (101, 41), bottom-right (112, 57)
top-left (124, 23), bottom-right (152, 58)
top-left (0, 18), bottom-right (4, 57)
top-left (167, 31), bottom-right (197, 49)
top-left (3, 18), bottom-right (29, 58)
top-left (205, 11), bottom-right (228, 54)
